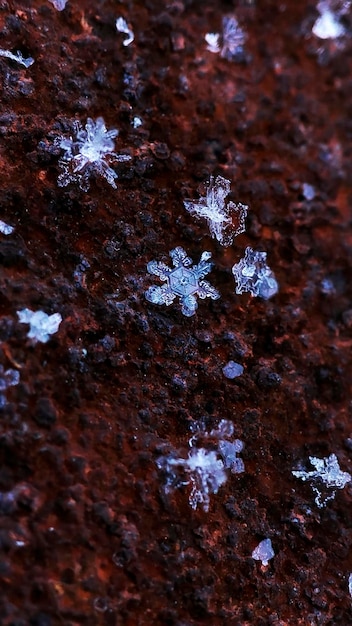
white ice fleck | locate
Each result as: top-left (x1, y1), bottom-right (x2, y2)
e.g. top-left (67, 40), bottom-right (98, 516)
top-left (48, 0), bottom-right (67, 9)
top-left (313, 7), bottom-right (345, 39)
top-left (0, 49), bottom-right (34, 68)
top-left (252, 538), bottom-right (275, 566)
top-left (292, 453), bottom-right (351, 508)
top-left (205, 32), bottom-right (221, 53)
top-left (222, 360), bottom-right (244, 379)
top-left (17, 308), bottom-right (62, 343)
top-left (232, 247), bottom-right (278, 300)
top-left (0, 220), bottom-right (14, 235)
top-left (116, 17), bottom-right (134, 46)
top-left (349, 573), bottom-right (352, 598)
top-left (302, 183), bottom-right (316, 201)
top-left (132, 116), bottom-right (142, 128)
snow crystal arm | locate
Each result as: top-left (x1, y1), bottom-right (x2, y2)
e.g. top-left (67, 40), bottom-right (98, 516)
top-left (147, 260), bottom-right (171, 280)
top-left (169, 246), bottom-right (193, 268)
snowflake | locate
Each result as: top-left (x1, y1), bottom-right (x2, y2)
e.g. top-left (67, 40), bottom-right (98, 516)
top-left (232, 246), bottom-right (278, 300)
top-left (0, 48), bottom-right (34, 68)
top-left (57, 117), bottom-right (131, 191)
top-left (184, 175), bottom-right (248, 246)
top-left (158, 418), bottom-right (244, 511)
top-left (0, 365), bottom-right (20, 408)
top-left (205, 16), bottom-right (246, 61)
top-left (157, 448), bottom-right (227, 512)
top-left (48, 0), bottom-right (67, 10)
top-left (252, 538), bottom-right (275, 566)
top-left (17, 309), bottom-right (62, 343)
top-left (292, 453), bottom-right (351, 508)
top-left (312, 1), bottom-right (348, 39)
top-left (145, 246), bottom-right (220, 317)
top-left (116, 17), bottom-right (134, 46)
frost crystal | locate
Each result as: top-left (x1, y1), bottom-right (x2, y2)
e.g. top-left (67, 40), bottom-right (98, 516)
top-left (158, 419), bottom-right (244, 511)
top-left (48, 0), bottom-right (67, 10)
top-left (57, 117), bottom-right (131, 191)
top-left (232, 247), bottom-right (278, 300)
top-left (0, 48), bottom-right (34, 68)
top-left (17, 309), bottom-right (62, 343)
top-left (0, 220), bottom-right (14, 235)
top-left (312, 2), bottom-right (346, 39)
top-left (145, 246), bottom-right (220, 317)
top-left (116, 17), bottom-right (134, 46)
top-left (157, 448), bottom-right (227, 512)
top-left (252, 538), bottom-right (275, 566)
top-left (205, 16), bottom-right (246, 60)
top-left (349, 573), bottom-right (352, 598)
top-left (184, 175), bottom-right (248, 246)
top-left (222, 360), bottom-right (244, 379)
top-left (292, 454), bottom-right (351, 508)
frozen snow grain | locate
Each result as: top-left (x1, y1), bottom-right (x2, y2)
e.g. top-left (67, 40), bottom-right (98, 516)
top-left (17, 309), bottom-right (62, 343)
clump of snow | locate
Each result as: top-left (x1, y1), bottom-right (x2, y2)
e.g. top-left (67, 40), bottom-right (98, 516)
top-left (0, 220), bottom-right (14, 235)
top-left (184, 175), bottom-right (248, 246)
top-left (116, 17), bottom-right (134, 46)
top-left (312, 3), bottom-right (345, 39)
top-left (222, 360), bottom-right (244, 379)
top-left (17, 309), bottom-right (62, 343)
top-left (252, 538), bottom-right (275, 566)
top-left (302, 183), bottom-right (316, 201)
top-left (48, 0), bottom-right (68, 10)
top-left (292, 453), bottom-right (351, 508)
top-left (0, 48), bottom-right (34, 68)
top-left (57, 117), bottom-right (131, 191)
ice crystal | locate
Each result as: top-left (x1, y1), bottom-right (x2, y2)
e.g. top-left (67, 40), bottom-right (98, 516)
top-left (116, 17), bottom-right (134, 46)
top-left (252, 538), bottom-right (275, 566)
top-left (205, 16), bottom-right (246, 60)
top-left (0, 220), bottom-right (14, 235)
top-left (157, 448), bottom-right (227, 512)
top-left (48, 0), bottom-right (67, 10)
top-left (222, 360), bottom-right (244, 379)
top-left (312, 2), bottom-right (346, 39)
top-left (349, 573), bottom-right (352, 598)
top-left (0, 48), bottom-right (34, 68)
top-left (145, 246), bottom-right (220, 317)
top-left (57, 117), bottom-right (131, 191)
top-left (292, 454), bottom-right (351, 508)
top-left (190, 418), bottom-right (245, 474)
top-left (232, 246), bottom-right (278, 300)
top-left (17, 309), bottom-right (62, 343)
top-left (184, 175), bottom-right (248, 246)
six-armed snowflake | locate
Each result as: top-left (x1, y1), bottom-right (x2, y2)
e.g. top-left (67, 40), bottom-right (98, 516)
top-left (145, 246), bottom-right (220, 317)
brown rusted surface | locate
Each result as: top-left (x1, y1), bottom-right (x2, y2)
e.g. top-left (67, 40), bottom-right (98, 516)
top-left (0, 1), bottom-right (352, 624)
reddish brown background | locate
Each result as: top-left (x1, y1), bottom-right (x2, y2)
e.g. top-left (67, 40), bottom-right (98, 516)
top-left (0, 1), bottom-right (352, 624)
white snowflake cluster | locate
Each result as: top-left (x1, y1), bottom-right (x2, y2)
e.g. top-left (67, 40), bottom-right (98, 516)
top-left (312, 1), bottom-right (349, 39)
top-left (17, 309), bottom-right (62, 343)
top-left (57, 117), bottom-right (131, 191)
top-left (145, 246), bottom-right (220, 317)
top-left (184, 175), bottom-right (248, 247)
top-left (292, 453), bottom-right (351, 508)
top-left (157, 419), bottom-right (244, 512)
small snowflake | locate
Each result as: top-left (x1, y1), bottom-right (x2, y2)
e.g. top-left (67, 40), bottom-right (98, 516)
top-left (205, 16), bottom-right (246, 61)
top-left (17, 309), bottom-right (62, 343)
top-left (145, 246), bottom-right (220, 317)
top-left (232, 246), bottom-right (278, 300)
top-left (116, 17), bottom-right (134, 46)
top-left (252, 538), bottom-right (275, 566)
top-left (292, 453), bottom-right (351, 508)
top-left (157, 448), bottom-right (227, 512)
top-left (184, 175), bottom-right (248, 246)
top-left (57, 117), bottom-right (131, 191)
